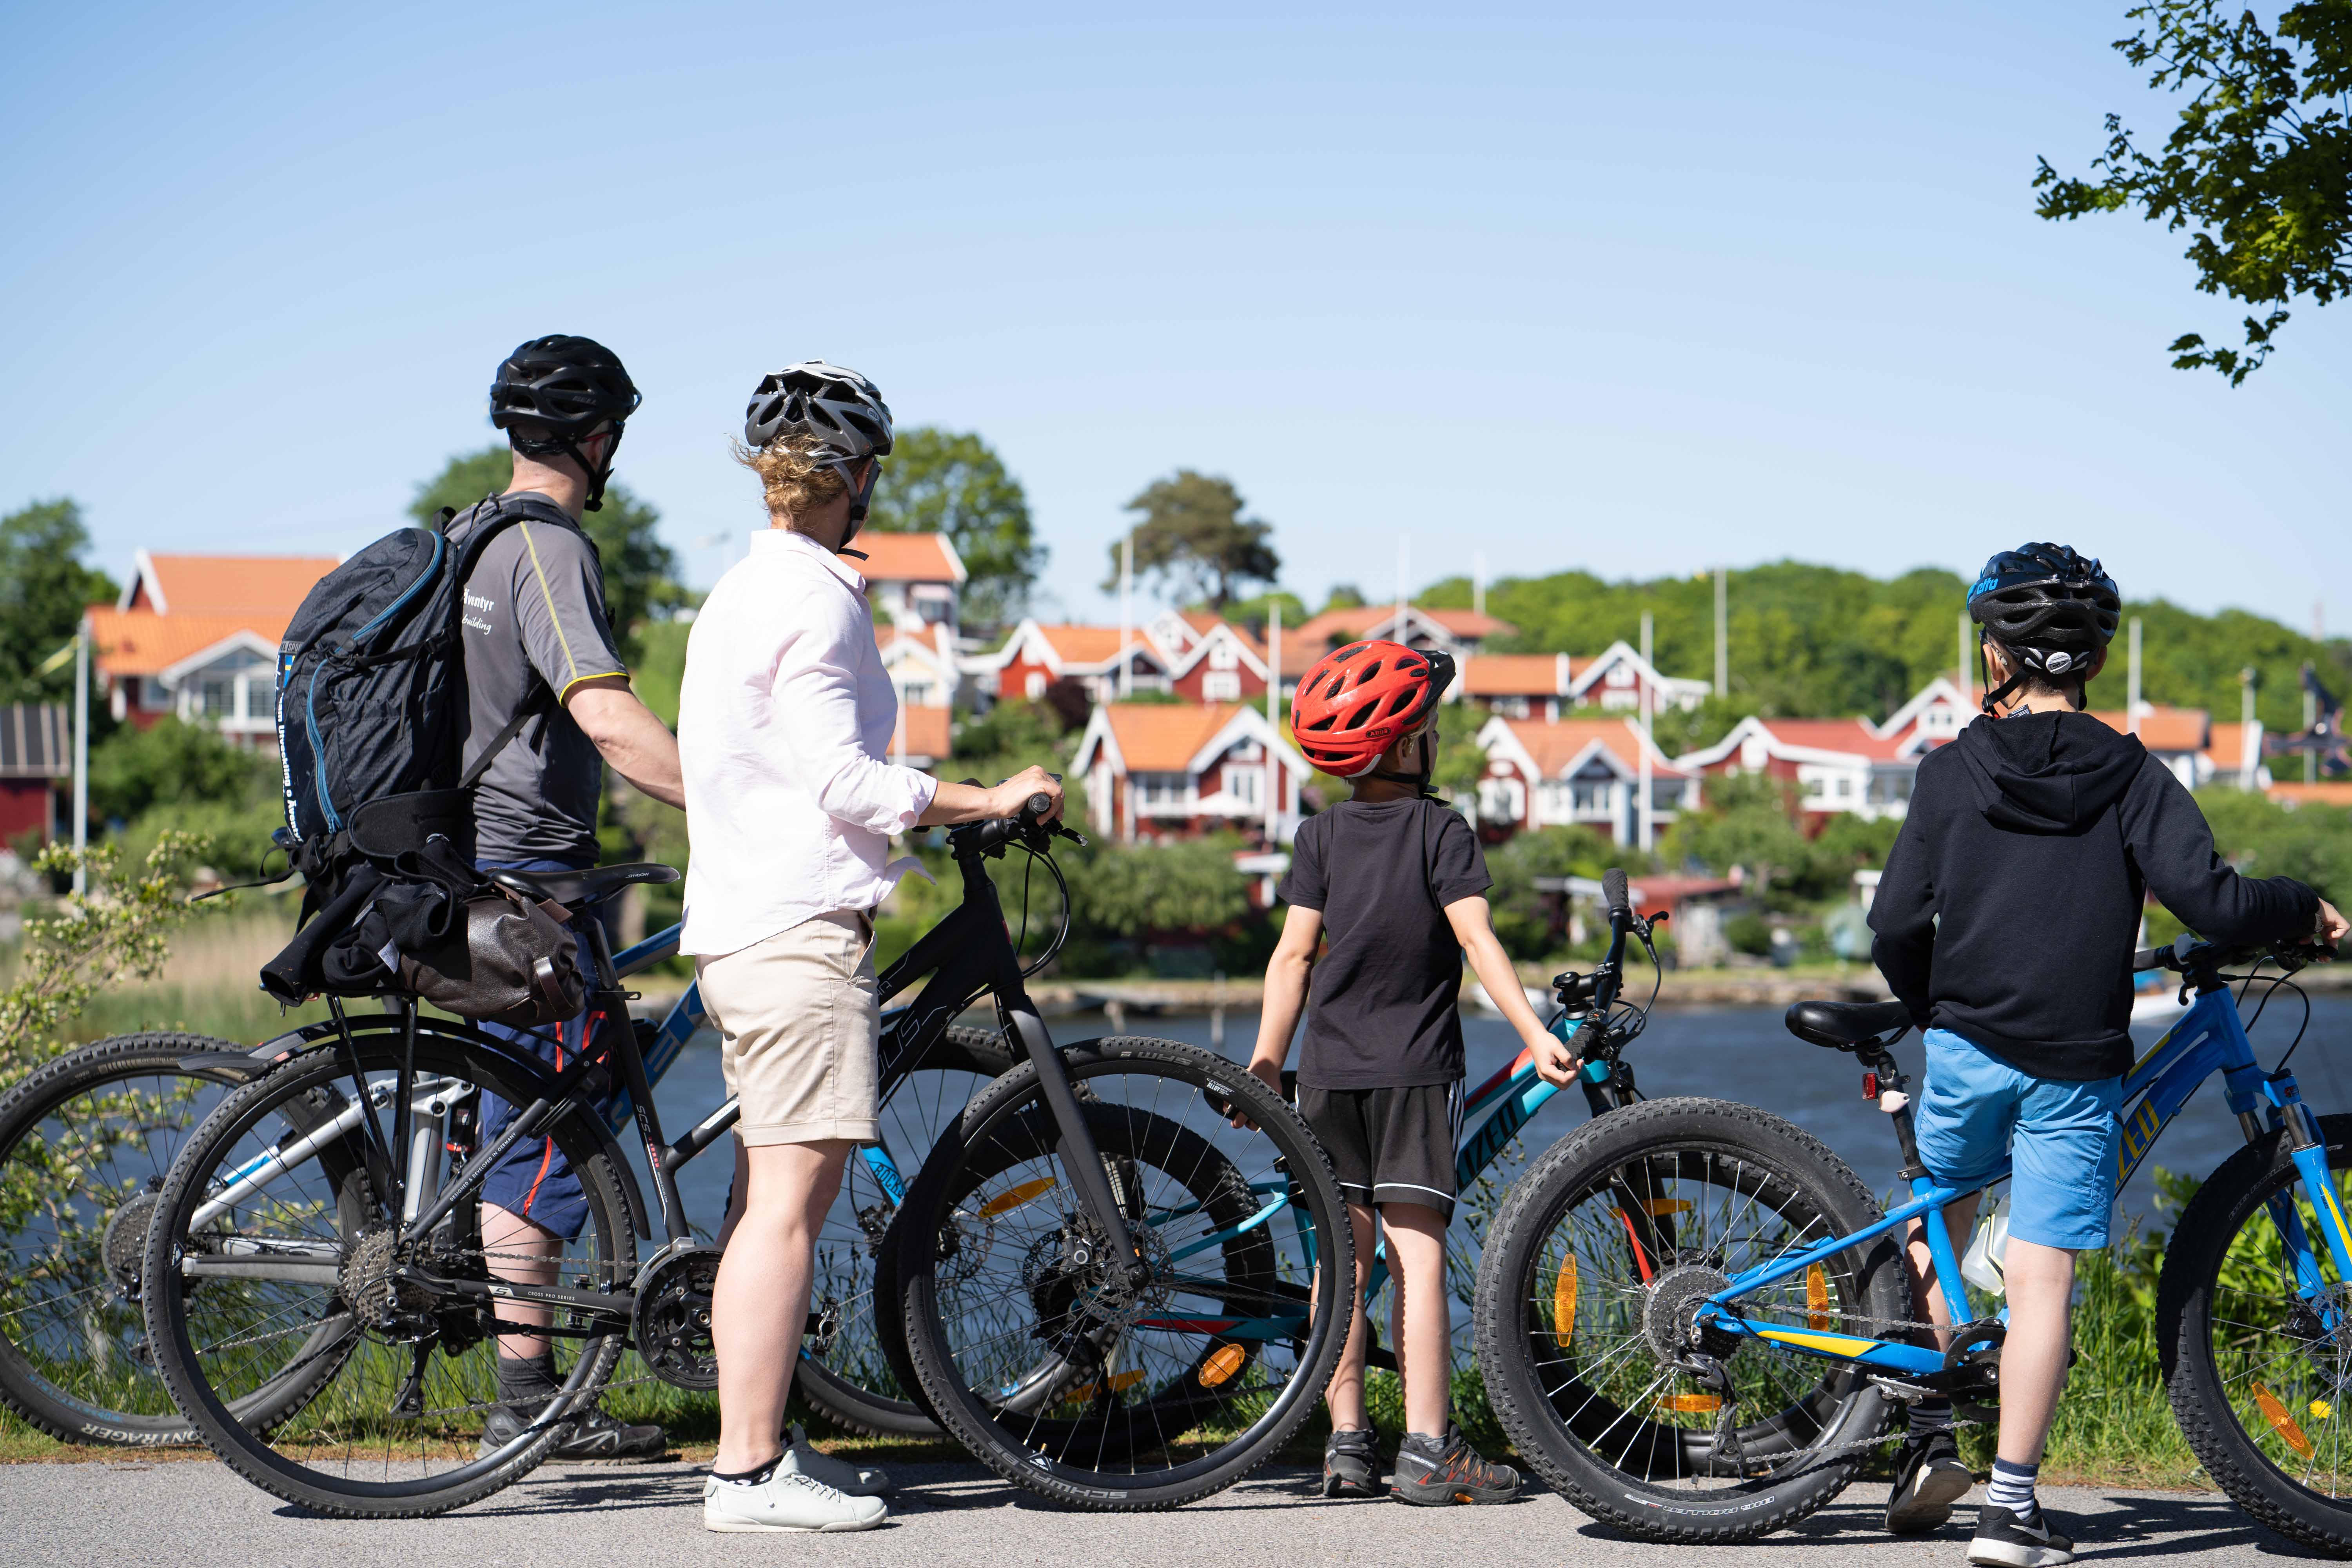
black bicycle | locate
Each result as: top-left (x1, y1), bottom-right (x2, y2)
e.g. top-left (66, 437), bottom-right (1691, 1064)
top-left (140, 799), bottom-right (1352, 1515)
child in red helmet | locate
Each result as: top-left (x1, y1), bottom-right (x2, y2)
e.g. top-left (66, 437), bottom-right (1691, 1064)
top-left (1243, 639), bottom-right (1574, 1504)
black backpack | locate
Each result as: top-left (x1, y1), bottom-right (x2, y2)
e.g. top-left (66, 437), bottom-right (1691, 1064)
top-left (261, 499), bottom-right (554, 1002)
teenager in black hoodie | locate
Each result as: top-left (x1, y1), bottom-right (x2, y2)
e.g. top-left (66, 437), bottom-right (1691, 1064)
top-left (1868, 544), bottom-right (2342, 1567)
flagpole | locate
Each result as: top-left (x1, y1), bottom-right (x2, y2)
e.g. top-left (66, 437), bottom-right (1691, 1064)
top-left (73, 617), bottom-right (89, 894)
top-left (1265, 600), bottom-right (1281, 844)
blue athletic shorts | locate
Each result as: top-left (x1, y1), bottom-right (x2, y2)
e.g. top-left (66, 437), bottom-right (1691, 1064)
top-left (1913, 1028), bottom-right (2123, 1251)
top-left (472, 858), bottom-right (600, 1243)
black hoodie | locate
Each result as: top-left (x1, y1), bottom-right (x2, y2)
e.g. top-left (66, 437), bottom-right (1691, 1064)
top-left (1869, 709), bottom-right (2317, 1080)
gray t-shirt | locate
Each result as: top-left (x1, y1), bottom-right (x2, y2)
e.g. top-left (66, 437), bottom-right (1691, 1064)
top-left (448, 492), bottom-right (629, 865)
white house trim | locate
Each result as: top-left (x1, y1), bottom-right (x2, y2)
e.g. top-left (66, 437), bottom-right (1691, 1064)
top-left (1564, 641), bottom-right (1710, 713)
top-left (119, 548), bottom-right (164, 613)
top-left (1165, 622), bottom-right (1270, 685)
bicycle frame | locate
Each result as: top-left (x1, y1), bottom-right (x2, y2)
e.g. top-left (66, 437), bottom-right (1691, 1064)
top-left (1693, 964), bottom-right (2352, 1377)
top-left (227, 821), bottom-right (1145, 1333)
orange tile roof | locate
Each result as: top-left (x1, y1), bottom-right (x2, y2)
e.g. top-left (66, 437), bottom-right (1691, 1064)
top-left (2087, 706), bottom-right (2208, 753)
top-left (134, 554), bottom-right (335, 618)
top-left (1292, 604), bottom-right (1516, 647)
top-left (852, 533), bottom-right (963, 584)
top-left (1754, 718), bottom-right (1906, 761)
top-left (1029, 625), bottom-right (1137, 666)
top-left (1102, 703), bottom-right (1249, 773)
top-left (1494, 717), bottom-right (1677, 777)
top-left (85, 609), bottom-right (283, 677)
top-left (1464, 654), bottom-right (1570, 697)
top-left (2269, 782), bottom-right (2352, 809)
top-left (2204, 719), bottom-right (2256, 771)
top-left (889, 705), bottom-right (951, 760)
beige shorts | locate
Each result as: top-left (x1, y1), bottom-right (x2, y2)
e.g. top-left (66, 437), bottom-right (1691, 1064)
top-left (695, 909), bottom-right (880, 1146)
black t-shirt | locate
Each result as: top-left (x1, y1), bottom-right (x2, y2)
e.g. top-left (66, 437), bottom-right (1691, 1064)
top-left (1278, 798), bottom-right (1493, 1089)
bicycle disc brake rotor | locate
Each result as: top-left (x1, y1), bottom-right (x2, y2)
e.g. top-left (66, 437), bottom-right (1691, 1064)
top-left (633, 1244), bottom-right (723, 1390)
top-left (1644, 1263), bottom-right (1740, 1363)
top-left (1018, 1215), bottom-right (1171, 1356)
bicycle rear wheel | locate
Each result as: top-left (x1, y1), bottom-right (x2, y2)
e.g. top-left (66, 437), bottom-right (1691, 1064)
top-left (1472, 1097), bottom-right (1902, 1543)
top-left (795, 1024), bottom-right (1013, 1436)
top-left (897, 1035), bottom-right (1350, 1510)
top-left (0, 1033), bottom-right (357, 1445)
top-left (2162, 1112), bottom-right (2352, 1554)
top-left (143, 1028), bottom-right (637, 1517)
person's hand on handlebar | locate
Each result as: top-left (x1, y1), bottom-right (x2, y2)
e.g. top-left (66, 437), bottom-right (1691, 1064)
top-left (2317, 898), bottom-right (2348, 954)
top-left (916, 765), bottom-right (1065, 827)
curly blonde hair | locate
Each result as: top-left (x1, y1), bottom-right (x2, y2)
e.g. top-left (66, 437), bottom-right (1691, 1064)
top-left (732, 432), bottom-right (851, 526)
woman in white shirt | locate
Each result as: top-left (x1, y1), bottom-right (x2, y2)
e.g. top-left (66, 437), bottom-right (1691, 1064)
top-left (679, 363), bottom-right (1060, 1534)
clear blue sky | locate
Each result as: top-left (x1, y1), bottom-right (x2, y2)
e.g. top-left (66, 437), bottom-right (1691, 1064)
top-left (5, 2), bottom-right (2345, 645)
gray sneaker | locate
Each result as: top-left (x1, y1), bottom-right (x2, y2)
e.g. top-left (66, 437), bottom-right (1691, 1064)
top-left (702, 1426), bottom-right (889, 1500)
top-left (476, 1402), bottom-right (665, 1461)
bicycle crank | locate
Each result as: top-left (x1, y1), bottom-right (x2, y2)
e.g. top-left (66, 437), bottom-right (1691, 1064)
top-left (632, 1239), bottom-right (723, 1390)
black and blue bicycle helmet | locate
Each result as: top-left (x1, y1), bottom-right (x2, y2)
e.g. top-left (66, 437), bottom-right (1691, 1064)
top-left (1967, 542), bottom-right (2122, 712)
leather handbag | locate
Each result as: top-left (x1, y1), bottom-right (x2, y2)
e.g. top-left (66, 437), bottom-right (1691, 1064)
top-left (399, 884), bottom-right (585, 1027)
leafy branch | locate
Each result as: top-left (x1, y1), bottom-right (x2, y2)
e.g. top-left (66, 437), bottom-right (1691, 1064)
top-left (0, 832), bottom-right (218, 1084)
top-left (2033, 0), bottom-right (2352, 383)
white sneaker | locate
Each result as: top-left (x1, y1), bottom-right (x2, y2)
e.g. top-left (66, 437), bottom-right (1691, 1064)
top-left (703, 1467), bottom-right (887, 1533)
top-left (700, 1427), bottom-right (891, 1501)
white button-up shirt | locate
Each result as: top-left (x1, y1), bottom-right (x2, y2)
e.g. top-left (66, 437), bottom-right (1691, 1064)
top-left (678, 527), bottom-right (939, 958)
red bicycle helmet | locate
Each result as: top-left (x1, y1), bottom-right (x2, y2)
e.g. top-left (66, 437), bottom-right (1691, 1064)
top-left (1291, 640), bottom-right (1456, 777)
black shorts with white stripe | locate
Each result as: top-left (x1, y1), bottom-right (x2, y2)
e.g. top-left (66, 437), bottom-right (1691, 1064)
top-left (1296, 1082), bottom-right (1463, 1221)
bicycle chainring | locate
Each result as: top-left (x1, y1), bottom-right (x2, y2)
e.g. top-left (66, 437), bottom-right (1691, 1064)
top-left (633, 1243), bottom-right (723, 1391)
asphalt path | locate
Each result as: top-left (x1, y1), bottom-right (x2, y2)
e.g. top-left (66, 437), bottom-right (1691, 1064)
top-left (1, 1455), bottom-right (2331, 1567)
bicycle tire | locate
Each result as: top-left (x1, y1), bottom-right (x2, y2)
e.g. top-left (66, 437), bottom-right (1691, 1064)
top-left (794, 1024), bottom-right (1014, 1438)
top-left (1472, 1096), bottom-right (1903, 1544)
top-left (2161, 1112), bottom-right (2352, 1555)
top-left (898, 1035), bottom-right (1352, 1510)
top-left (143, 1028), bottom-right (637, 1517)
top-left (0, 1033), bottom-right (359, 1446)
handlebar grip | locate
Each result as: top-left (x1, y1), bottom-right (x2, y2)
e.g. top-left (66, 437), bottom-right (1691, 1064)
top-left (1024, 792), bottom-right (1053, 820)
top-left (1601, 867), bottom-right (1630, 915)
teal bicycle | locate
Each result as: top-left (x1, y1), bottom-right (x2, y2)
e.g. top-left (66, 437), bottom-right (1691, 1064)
top-left (1473, 930), bottom-right (2352, 1549)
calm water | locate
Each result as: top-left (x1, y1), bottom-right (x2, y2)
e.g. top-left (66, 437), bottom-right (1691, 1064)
top-left (625, 993), bottom-right (2352, 1236)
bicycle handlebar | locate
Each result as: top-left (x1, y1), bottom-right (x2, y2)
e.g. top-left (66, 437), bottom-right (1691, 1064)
top-left (1602, 867), bottom-right (1630, 915)
top-left (2134, 932), bottom-right (2335, 975)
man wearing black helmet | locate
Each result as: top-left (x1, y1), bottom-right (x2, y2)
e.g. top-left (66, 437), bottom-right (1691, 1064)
top-left (458, 336), bottom-right (687, 1460)
top-left (1870, 543), bottom-right (2345, 1564)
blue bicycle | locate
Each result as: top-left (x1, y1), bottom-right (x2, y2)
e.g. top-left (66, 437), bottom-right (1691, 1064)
top-left (1473, 931), bottom-right (2352, 1550)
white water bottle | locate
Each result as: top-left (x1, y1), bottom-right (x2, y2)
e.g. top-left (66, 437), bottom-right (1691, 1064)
top-left (1960, 1196), bottom-right (2013, 1299)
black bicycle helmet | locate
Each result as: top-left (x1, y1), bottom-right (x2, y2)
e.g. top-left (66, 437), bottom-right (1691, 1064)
top-left (1967, 541), bottom-right (2122, 712)
top-left (743, 361), bottom-right (894, 544)
top-left (490, 335), bottom-right (641, 511)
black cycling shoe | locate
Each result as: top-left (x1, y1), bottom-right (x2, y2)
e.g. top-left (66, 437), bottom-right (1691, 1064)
top-left (1967, 1504), bottom-right (2074, 1567)
top-left (1322, 1427), bottom-right (1385, 1498)
top-left (476, 1401), bottom-right (667, 1461)
top-left (1390, 1426), bottom-right (1519, 1506)
top-left (1886, 1429), bottom-right (1973, 1534)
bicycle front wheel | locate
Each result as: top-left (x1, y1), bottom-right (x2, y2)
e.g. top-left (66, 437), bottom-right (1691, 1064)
top-left (796, 1024), bottom-right (1014, 1437)
top-left (1472, 1097), bottom-right (1902, 1543)
top-left (2162, 1112), bottom-right (2352, 1554)
top-left (142, 1029), bottom-right (637, 1517)
top-left (897, 1035), bottom-right (1350, 1510)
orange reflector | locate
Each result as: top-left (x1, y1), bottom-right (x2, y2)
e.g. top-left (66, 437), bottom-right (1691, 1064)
top-left (1198, 1344), bottom-right (1247, 1387)
top-left (1640, 1198), bottom-right (1693, 1216)
top-left (977, 1176), bottom-right (1058, 1218)
top-left (1656, 1392), bottom-right (1722, 1414)
top-left (1806, 1265), bottom-right (1831, 1330)
top-left (1552, 1254), bottom-right (1578, 1340)
top-left (1065, 1368), bottom-right (1145, 1405)
top-left (2255, 1382), bottom-right (2315, 1458)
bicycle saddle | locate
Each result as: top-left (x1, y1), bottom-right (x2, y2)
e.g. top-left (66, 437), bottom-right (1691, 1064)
top-left (1784, 999), bottom-right (1913, 1051)
top-left (486, 862), bottom-right (680, 910)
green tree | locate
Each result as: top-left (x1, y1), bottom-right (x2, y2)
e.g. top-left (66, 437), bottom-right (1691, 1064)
top-left (0, 498), bottom-right (117, 707)
top-left (86, 718), bottom-right (284, 877)
top-left (2034, 0), bottom-right (2352, 383)
top-left (1071, 834), bottom-right (1254, 938)
top-left (1657, 772), bottom-right (1816, 902)
top-left (1321, 584), bottom-right (1367, 613)
top-left (1223, 588), bottom-right (1310, 634)
top-left (866, 427), bottom-right (1044, 632)
top-left (408, 446), bottom-right (682, 661)
top-left (1107, 471), bottom-right (1279, 613)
